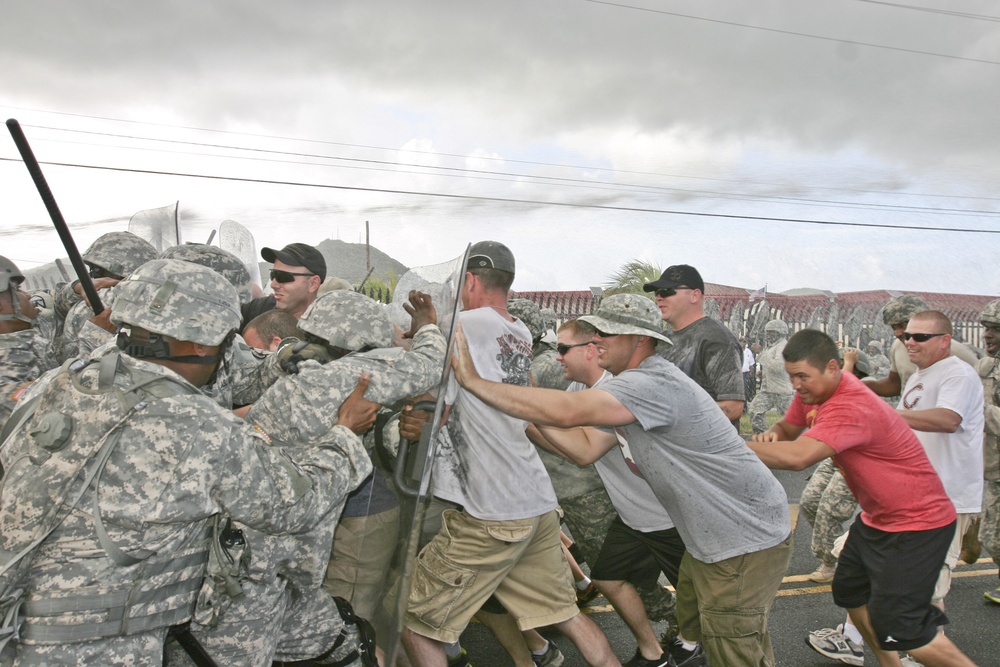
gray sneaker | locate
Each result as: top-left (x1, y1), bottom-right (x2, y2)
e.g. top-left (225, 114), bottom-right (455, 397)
top-left (532, 640), bottom-right (565, 667)
top-left (806, 624), bottom-right (864, 666)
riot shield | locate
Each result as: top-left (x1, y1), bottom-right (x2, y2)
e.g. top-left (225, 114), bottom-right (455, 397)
top-left (218, 220), bottom-right (263, 288)
top-left (128, 201), bottom-right (180, 252)
top-left (370, 247), bottom-right (469, 666)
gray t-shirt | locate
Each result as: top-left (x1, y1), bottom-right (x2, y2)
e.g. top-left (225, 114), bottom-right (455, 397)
top-left (660, 316), bottom-right (744, 404)
top-left (598, 355), bottom-right (790, 563)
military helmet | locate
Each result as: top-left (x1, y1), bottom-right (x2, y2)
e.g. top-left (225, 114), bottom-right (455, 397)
top-left (764, 319), bottom-right (789, 335)
top-left (297, 290), bottom-right (392, 352)
top-left (540, 307), bottom-right (557, 333)
top-left (111, 258), bottom-right (241, 346)
top-left (507, 298), bottom-right (544, 341)
top-left (83, 232), bottom-right (158, 279)
top-left (982, 299), bottom-right (1000, 326)
top-left (0, 255), bottom-right (25, 293)
top-left (842, 348), bottom-right (872, 377)
top-left (160, 243), bottom-right (254, 304)
top-left (881, 294), bottom-right (929, 326)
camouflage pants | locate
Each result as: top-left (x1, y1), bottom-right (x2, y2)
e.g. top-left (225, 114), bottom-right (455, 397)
top-left (748, 392), bottom-right (793, 434)
top-left (800, 459), bottom-right (857, 566)
top-left (171, 582), bottom-right (357, 667)
top-left (559, 487), bottom-right (619, 569)
top-left (981, 478), bottom-right (1000, 568)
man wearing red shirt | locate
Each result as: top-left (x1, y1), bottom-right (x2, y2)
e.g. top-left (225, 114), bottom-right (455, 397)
top-left (748, 329), bottom-right (976, 667)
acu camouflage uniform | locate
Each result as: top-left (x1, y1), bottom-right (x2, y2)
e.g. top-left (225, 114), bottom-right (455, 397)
top-left (182, 291), bottom-right (446, 666)
top-left (978, 300), bottom-right (1000, 571)
top-left (0, 256), bottom-right (57, 428)
top-left (54, 232), bottom-right (158, 362)
top-left (0, 260), bottom-right (367, 667)
top-left (748, 323), bottom-right (793, 434)
top-left (799, 459), bottom-right (858, 567)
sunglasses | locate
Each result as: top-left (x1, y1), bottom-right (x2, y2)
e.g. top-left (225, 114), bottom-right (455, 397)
top-left (556, 341), bottom-right (592, 356)
top-left (654, 287), bottom-right (694, 299)
top-left (903, 332), bottom-right (946, 342)
top-left (594, 331), bottom-right (619, 338)
top-left (269, 269), bottom-right (314, 283)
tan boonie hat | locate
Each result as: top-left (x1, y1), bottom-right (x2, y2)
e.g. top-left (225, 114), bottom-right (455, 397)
top-left (579, 293), bottom-right (672, 345)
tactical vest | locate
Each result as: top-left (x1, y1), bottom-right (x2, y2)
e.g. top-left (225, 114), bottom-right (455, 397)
top-left (0, 351), bottom-right (211, 649)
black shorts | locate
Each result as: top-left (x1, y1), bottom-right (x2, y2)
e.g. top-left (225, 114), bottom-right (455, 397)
top-left (833, 516), bottom-right (953, 652)
top-left (590, 516), bottom-right (686, 588)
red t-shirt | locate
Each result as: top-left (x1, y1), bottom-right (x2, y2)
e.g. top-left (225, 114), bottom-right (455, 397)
top-left (785, 372), bottom-right (955, 532)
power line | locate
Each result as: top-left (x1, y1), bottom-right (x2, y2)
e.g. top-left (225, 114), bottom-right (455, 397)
top-left (17, 123), bottom-right (1000, 219)
top-left (3, 156), bottom-right (997, 235)
top-left (852, 0), bottom-right (1000, 22)
top-left (581, 0), bottom-right (1000, 66)
top-left (7, 105), bottom-right (999, 206)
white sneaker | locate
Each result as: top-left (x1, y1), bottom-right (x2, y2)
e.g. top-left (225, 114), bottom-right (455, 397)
top-left (806, 624), bottom-right (864, 666)
top-left (899, 654), bottom-right (924, 666)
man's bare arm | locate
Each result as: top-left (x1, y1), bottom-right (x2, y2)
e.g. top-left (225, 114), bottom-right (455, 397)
top-left (532, 424), bottom-right (619, 466)
top-left (863, 371), bottom-right (901, 398)
top-left (897, 407), bottom-right (962, 434)
top-left (718, 399), bottom-right (744, 422)
top-left (747, 434), bottom-right (836, 471)
top-left (452, 324), bottom-right (635, 428)
top-left (752, 417), bottom-right (806, 443)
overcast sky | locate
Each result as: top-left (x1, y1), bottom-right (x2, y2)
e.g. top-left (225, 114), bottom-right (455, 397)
top-left (2, 0), bottom-right (999, 295)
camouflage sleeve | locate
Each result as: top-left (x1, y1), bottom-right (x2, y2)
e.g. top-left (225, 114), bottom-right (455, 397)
top-left (246, 324), bottom-right (446, 443)
top-left (531, 350), bottom-right (571, 390)
top-left (227, 338), bottom-right (283, 406)
top-left (219, 418), bottom-right (372, 535)
top-left (53, 281), bottom-right (82, 322)
top-left (75, 321), bottom-right (115, 359)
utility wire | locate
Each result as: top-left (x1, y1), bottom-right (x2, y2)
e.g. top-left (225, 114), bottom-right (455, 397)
top-left (6, 105), bottom-right (999, 205)
top-left (16, 124), bottom-right (1000, 218)
top-left (581, 0), bottom-right (1000, 66)
top-left (2, 156), bottom-right (996, 235)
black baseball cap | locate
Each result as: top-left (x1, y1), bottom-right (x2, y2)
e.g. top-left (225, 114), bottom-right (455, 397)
top-left (261, 243), bottom-right (327, 281)
top-left (467, 240), bottom-right (515, 275)
top-left (643, 264), bottom-right (705, 293)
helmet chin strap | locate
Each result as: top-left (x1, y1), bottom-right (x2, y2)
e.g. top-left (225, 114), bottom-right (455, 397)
top-left (0, 286), bottom-right (33, 325)
top-left (116, 327), bottom-right (220, 366)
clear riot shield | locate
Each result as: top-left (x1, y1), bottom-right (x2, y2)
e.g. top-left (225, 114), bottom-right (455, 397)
top-left (128, 201), bottom-right (180, 252)
top-left (218, 220), bottom-right (263, 288)
top-left (363, 246), bottom-right (468, 666)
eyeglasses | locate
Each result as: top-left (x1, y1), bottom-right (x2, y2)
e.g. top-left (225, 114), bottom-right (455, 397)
top-left (594, 331), bottom-right (619, 338)
top-left (556, 341), bottom-right (592, 356)
top-left (903, 332), bottom-right (946, 342)
top-left (269, 269), bottom-right (314, 283)
top-left (654, 287), bottom-right (693, 299)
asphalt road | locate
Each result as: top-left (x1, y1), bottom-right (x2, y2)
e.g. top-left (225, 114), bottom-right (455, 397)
top-left (456, 467), bottom-right (1000, 666)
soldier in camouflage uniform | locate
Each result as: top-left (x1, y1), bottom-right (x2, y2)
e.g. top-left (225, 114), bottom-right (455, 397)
top-left (179, 289), bottom-right (446, 666)
top-left (54, 231), bottom-right (159, 362)
top-left (0, 256), bottom-right (57, 427)
top-left (0, 259), bottom-right (375, 666)
top-left (507, 299), bottom-right (618, 573)
top-left (866, 340), bottom-right (890, 380)
top-left (747, 319), bottom-right (794, 434)
top-left (977, 299), bottom-right (1000, 604)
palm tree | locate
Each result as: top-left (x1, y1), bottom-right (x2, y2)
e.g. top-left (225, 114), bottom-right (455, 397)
top-left (602, 259), bottom-right (662, 297)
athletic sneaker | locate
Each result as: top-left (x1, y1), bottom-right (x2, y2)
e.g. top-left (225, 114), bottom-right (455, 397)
top-left (447, 648), bottom-right (473, 667)
top-left (808, 562), bottom-right (837, 583)
top-left (623, 648), bottom-right (675, 667)
top-left (662, 637), bottom-right (707, 667)
top-left (532, 640), bottom-right (565, 667)
top-left (806, 625), bottom-right (864, 666)
top-left (899, 654), bottom-right (924, 666)
top-left (985, 585), bottom-right (1000, 604)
